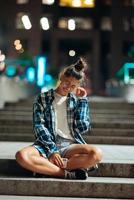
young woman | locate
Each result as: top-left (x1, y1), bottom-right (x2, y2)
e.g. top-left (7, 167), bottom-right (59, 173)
top-left (16, 58), bottom-right (103, 180)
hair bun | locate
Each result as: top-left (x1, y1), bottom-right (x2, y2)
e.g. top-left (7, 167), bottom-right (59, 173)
top-left (74, 57), bottom-right (86, 72)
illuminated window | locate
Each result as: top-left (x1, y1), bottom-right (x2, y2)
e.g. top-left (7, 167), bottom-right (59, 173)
top-left (123, 41), bottom-right (134, 58)
top-left (59, 17), bottom-right (94, 30)
top-left (16, 0), bottom-right (29, 4)
top-left (123, 0), bottom-right (134, 6)
top-left (21, 15), bottom-right (32, 29)
top-left (123, 17), bottom-right (134, 31)
top-left (42, 0), bottom-right (55, 5)
top-left (59, 0), bottom-right (95, 8)
top-left (40, 15), bottom-right (52, 30)
top-left (68, 19), bottom-right (76, 31)
top-left (101, 17), bottom-right (112, 31)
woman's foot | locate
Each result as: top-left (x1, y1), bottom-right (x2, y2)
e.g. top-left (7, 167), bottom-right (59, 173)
top-left (65, 169), bottom-right (88, 180)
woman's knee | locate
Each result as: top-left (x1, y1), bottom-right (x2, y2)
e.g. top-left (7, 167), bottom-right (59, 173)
top-left (92, 147), bottom-right (103, 163)
top-left (84, 144), bottom-right (103, 162)
top-left (15, 150), bottom-right (29, 165)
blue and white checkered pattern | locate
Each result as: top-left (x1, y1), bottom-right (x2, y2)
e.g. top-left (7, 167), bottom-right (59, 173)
top-left (33, 89), bottom-right (91, 158)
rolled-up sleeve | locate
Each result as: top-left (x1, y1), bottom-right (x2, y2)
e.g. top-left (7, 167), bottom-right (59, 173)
top-left (74, 97), bottom-right (91, 134)
top-left (33, 94), bottom-right (59, 158)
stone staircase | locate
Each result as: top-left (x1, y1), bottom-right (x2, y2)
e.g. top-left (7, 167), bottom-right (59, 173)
top-left (0, 97), bottom-right (134, 199)
top-left (0, 98), bottom-right (134, 145)
top-left (0, 141), bottom-right (134, 199)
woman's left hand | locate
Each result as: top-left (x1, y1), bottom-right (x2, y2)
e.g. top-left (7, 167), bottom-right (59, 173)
top-left (75, 87), bottom-right (87, 97)
top-left (49, 153), bottom-right (64, 168)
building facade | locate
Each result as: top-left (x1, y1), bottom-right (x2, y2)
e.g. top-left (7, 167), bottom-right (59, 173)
top-left (0, 0), bottom-right (134, 94)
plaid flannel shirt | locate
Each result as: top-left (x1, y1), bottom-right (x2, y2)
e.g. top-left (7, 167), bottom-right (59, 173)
top-left (33, 89), bottom-right (91, 158)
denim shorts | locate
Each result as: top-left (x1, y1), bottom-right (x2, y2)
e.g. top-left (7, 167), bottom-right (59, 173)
top-left (32, 135), bottom-right (75, 158)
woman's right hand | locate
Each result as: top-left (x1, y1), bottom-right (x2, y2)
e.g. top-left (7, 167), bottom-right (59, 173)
top-left (49, 153), bottom-right (64, 168)
top-left (75, 87), bottom-right (87, 97)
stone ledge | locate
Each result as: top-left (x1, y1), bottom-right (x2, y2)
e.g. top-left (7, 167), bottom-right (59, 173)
top-left (0, 177), bottom-right (134, 198)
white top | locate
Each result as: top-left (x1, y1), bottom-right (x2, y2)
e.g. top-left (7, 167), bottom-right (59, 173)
top-left (53, 92), bottom-right (74, 140)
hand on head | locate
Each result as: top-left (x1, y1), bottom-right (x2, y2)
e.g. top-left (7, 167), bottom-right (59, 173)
top-left (75, 87), bottom-right (87, 97)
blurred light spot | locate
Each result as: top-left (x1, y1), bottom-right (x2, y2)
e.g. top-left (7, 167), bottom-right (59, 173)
top-left (37, 57), bottom-right (46, 87)
top-left (40, 17), bottom-right (50, 30)
top-left (124, 63), bottom-right (134, 84)
top-left (19, 48), bottom-right (24, 53)
top-left (84, 0), bottom-right (95, 7)
top-left (6, 65), bottom-right (16, 77)
top-left (15, 44), bottom-right (22, 50)
top-left (68, 19), bottom-right (76, 31)
top-left (45, 74), bottom-right (52, 82)
top-left (17, 0), bottom-right (29, 4)
top-left (26, 67), bottom-right (35, 82)
top-left (0, 62), bottom-right (5, 72)
top-left (42, 0), bottom-right (55, 5)
top-left (60, 0), bottom-right (95, 8)
top-left (72, 0), bottom-right (81, 7)
top-left (69, 50), bottom-right (76, 57)
top-left (21, 15), bottom-right (32, 30)
top-left (14, 40), bottom-right (21, 46)
top-left (0, 54), bottom-right (5, 62)
top-left (58, 19), bottom-right (67, 29)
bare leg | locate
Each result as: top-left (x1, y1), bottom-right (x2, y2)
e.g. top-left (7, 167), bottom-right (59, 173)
top-left (15, 146), bottom-right (65, 177)
top-left (64, 144), bottom-right (103, 170)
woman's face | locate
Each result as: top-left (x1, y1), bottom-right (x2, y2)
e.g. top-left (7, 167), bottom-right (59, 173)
top-left (56, 75), bottom-right (80, 96)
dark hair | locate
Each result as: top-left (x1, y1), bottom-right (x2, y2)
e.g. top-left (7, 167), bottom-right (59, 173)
top-left (61, 57), bottom-right (87, 81)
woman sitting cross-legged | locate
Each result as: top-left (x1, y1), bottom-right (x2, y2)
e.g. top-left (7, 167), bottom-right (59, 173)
top-left (15, 57), bottom-right (103, 180)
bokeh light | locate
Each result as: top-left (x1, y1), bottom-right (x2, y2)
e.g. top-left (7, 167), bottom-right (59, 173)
top-left (5, 65), bottom-right (17, 77)
top-left (69, 50), bottom-right (76, 57)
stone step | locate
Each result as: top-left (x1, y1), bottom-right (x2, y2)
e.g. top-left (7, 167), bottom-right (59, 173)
top-left (0, 176), bottom-right (133, 198)
top-left (0, 111), bottom-right (134, 120)
top-left (93, 122), bottom-right (134, 129)
top-left (90, 128), bottom-right (134, 136)
top-left (0, 142), bottom-right (133, 177)
top-left (0, 196), bottom-right (130, 200)
top-left (0, 116), bottom-right (32, 120)
top-left (0, 119), bottom-right (32, 126)
top-left (0, 125), bottom-right (32, 133)
top-left (0, 128), bottom-right (134, 137)
top-left (84, 136), bottom-right (134, 145)
top-left (0, 133), bottom-right (134, 145)
top-left (0, 133), bottom-right (34, 142)
top-left (0, 118), bottom-right (134, 129)
top-left (0, 111), bottom-right (32, 116)
top-left (90, 102), bottom-right (134, 109)
top-left (1, 107), bottom-right (32, 111)
top-left (1, 113), bottom-right (134, 121)
top-left (90, 104), bottom-right (134, 110)
top-left (2, 105), bottom-right (134, 113)
top-left (1, 115), bottom-right (134, 123)
top-left (0, 158), bottom-right (133, 178)
top-left (93, 118), bottom-right (134, 122)
top-left (5, 99), bottom-right (134, 108)
top-left (91, 114), bottom-right (134, 120)
top-left (1, 108), bottom-right (134, 116)
top-left (4, 101), bottom-right (34, 107)
top-left (91, 109), bottom-right (134, 114)
top-left (2, 101), bottom-right (134, 110)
